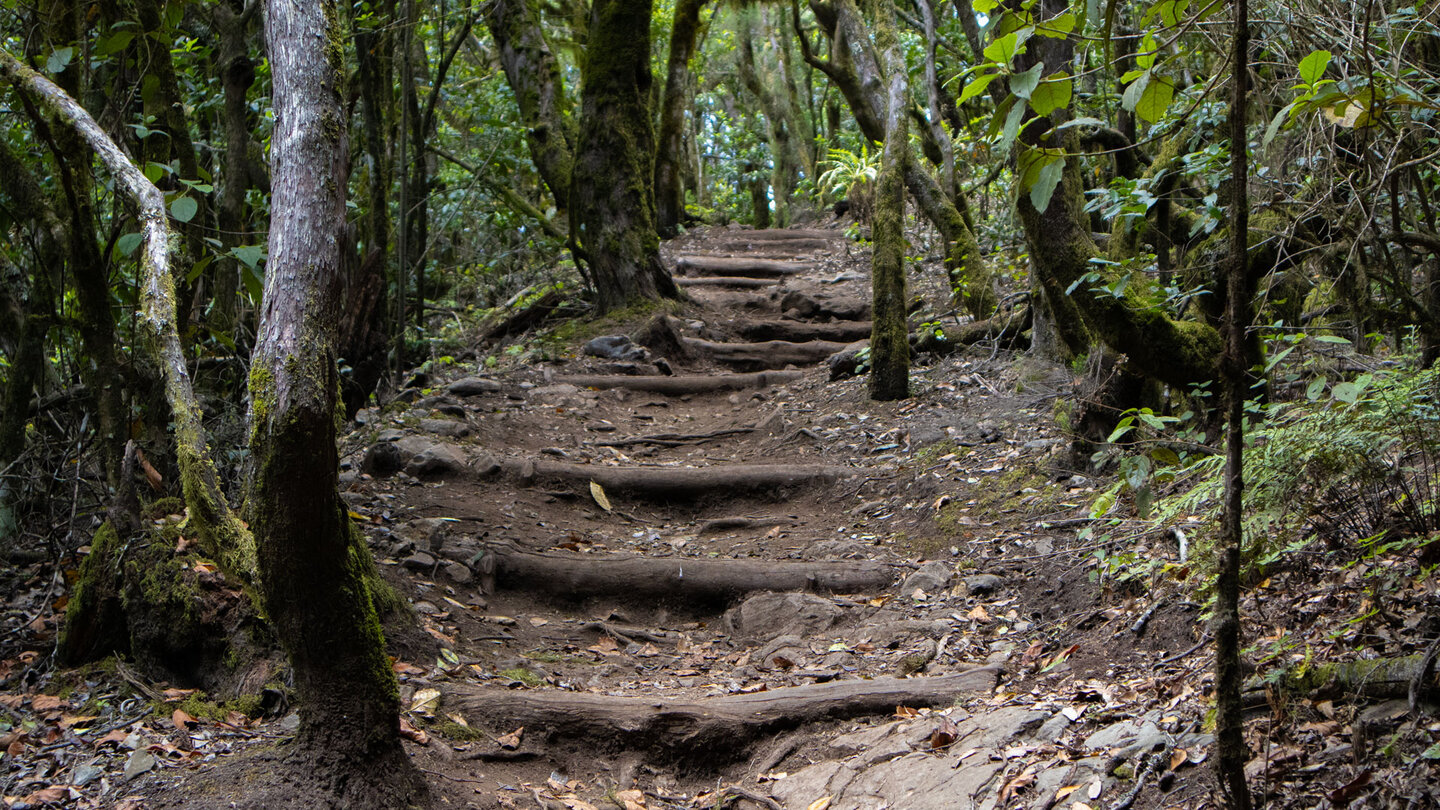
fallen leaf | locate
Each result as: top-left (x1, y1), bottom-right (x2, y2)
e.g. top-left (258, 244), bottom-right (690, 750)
top-left (1327, 770), bottom-right (1372, 803)
top-left (771, 655), bottom-right (796, 670)
top-left (589, 481), bottom-right (612, 512)
top-left (399, 717), bottom-right (429, 745)
top-left (192, 561), bottom-right (218, 574)
top-left (137, 449), bottom-right (163, 491)
top-left (929, 716), bottom-right (958, 750)
top-left (529, 617), bottom-right (550, 627)
top-left (410, 688), bottom-right (441, 714)
top-left (894, 706), bottom-right (920, 718)
top-left (806, 798), bottom-right (832, 810)
top-left (95, 729), bottom-right (128, 747)
top-left (1055, 785), bottom-right (1080, 800)
top-left (59, 714), bottom-right (99, 729)
top-left (161, 688), bottom-right (197, 702)
top-left (1087, 779), bottom-right (1103, 799)
top-left (20, 785), bottom-right (70, 805)
top-left (615, 787), bottom-right (647, 809)
top-left (393, 660), bottom-right (426, 676)
top-left (31, 694), bottom-right (65, 712)
top-left (967, 605), bottom-right (990, 623)
top-left (172, 709), bottom-right (198, 730)
top-left (1170, 749), bottom-right (1189, 771)
top-left (495, 726), bottom-right (524, 749)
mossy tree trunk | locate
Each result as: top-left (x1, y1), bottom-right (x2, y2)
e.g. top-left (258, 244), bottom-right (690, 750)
top-left (655, 0), bottom-right (705, 237)
top-left (484, 0), bottom-right (577, 220)
top-left (250, 0), bottom-right (420, 803)
top-left (570, 0), bottom-right (681, 313)
top-left (737, 4), bottom-right (797, 228)
top-left (868, 0), bottom-right (909, 402)
top-left (1009, 0), bottom-right (1221, 389)
top-left (210, 0), bottom-right (261, 337)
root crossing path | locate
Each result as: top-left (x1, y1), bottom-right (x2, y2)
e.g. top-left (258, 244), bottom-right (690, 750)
top-left (332, 226), bottom-right (1215, 810)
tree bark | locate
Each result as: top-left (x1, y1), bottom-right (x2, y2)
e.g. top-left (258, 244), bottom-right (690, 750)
top-left (251, 1), bottom-right (420, 803)
top-left (483, 0), bottom-right (577, 218)
top-left (570, 0), bottom-right (681, 312)
top-left (1215, 2), bottom-right (1252, 807)
top-left (868, 0), bottom-right (910, 401)
top-left (211, 0), bottom-right (260, 336)
top-left (655, 0), bottom-right (705, 237)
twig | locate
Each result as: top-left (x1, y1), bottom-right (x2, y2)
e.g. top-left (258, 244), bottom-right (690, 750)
top-left (709, 786), bottom-right (784, 810)
top-left (1109, 743), bottom-right (1170, 810)
top-left (415, 766), bottom-right (487, 785)
top-left (1116, 600), bottom-right (1164, 639)
top-left (1158, 635), bottom-right (1211, 666)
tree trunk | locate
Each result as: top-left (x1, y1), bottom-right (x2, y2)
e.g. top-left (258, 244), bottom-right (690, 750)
top-left (483, 0), bottom-right (577, 218)
top-left (251, 0), bottom-right (421, 803)
top-left (655, 0), bottom-right (705, 237)
top-left (570, 0), bottom-right (681, 313)
top-left (868, 0), bottom-right (909, 401)
top-left (212, 0), bottom-right (259, 336)
top-left (1214, 2), bottom-right (1252, 807)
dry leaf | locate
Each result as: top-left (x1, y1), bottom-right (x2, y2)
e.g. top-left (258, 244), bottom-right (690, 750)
top-left (172, 709), bottom-right (197, 730)
top-left (31, 694), bottom-right (64, 712)
top-left (967, 605), bottom-right (990, 623)
top-left (806, 798), bottom-right (833, 810)
top-left (1328, 770), bottom-right (1373, 803)
top-left (399, 717), bottom-right (429, 745)
top-left (529, 617), bottom-right (550, 627)
top-left (137, 449), bottom-right (164, 492)
top-left (930, 716), bottom-right (959, 750)
top-left (1087, 779), bottom-right (1103, 799)
top-left (21, 785), bottom-right (70, 805)
top-left (411, 688), bottom-right (441, 714)
top-left (615, 787), bottom-right (647, 809)
top-left (161, 688), bottom-right (197, 702)
top-left (1055, 785), bottom-right (1080, 800)
top-left (589, 481), bottom-right (612, 512)
top-left (495, 727), bottom-right (524, 750)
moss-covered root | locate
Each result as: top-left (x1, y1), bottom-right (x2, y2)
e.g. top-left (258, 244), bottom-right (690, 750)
top-left (1256, 654), bottom-right (1438, 702)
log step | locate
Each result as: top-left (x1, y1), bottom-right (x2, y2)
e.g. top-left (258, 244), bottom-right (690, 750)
top-left (709, 228), bottom-right (840, 242)
top-left (682, 337), bottom-right (850, 370)
top-left (556, 370), bottom-right (803, 395)
top-left (675, 256), bottom-right (814, 278)
top-left (736, 319), bottom-right (873, 343)
top-left (485, 541), bottom-right (898, 602)
top-left (674, 276), bottom-right (779, 289)
top-left (447, 668), bottom-right (1001, 758)
top-left (486, 457), bottom-right (848, 499)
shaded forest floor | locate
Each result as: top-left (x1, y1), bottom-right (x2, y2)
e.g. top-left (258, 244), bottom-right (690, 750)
top-left (0, 224), bottom-right (1436, 809)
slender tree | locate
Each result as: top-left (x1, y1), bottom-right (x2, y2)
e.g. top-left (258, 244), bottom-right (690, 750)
top-left (868, 0), bottom-right (910, 401)
top-left (656, 0), bottom-right (706, 237)
top-left (249, 0), bottom-right (422, 803)
top-left (1214, 1), bottom-right (1253, 806)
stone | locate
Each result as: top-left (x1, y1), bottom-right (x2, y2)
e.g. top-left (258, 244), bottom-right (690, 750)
top-left (902, 561), bottom-right (953, 594)
top-left (964, 574), bottom-right (1003, 596)
top-left (376, 428), bottom-right (404, 442)
top-left (443, 562), bottom-right (473, 585)
top-left (401, 552), bottom-right (436, 571)
top-left (394, 435), bottom-right (437, 457)
top-left (449, 377), bottom-right (502, 396)
top-left (419, 418), bottom-right (470, 438)
top-left (123, 749), bottom-right (156, 781)
top-left (404, 443), bottom-right (469, 478)
top-left (362, 442), bottom-right (406, 477)
top-left (730, 592), bottom-right (842, 640)
top-left (583, 335), bottom-right (650, 362)
top-left (72, 762), bottom-right (104, 786)
top-left (827, 340), bottom-right (870, 381)
top-left (415, 395), bottom-right (460, 409)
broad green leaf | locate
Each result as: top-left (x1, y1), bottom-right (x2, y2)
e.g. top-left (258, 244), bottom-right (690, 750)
top-left (973, 0), bottom-right (999, 12)
top-left (1058, 116), bottom-right (1107, 129)
top-left (983, 29), bottom-right (1032, 66)
top-left (1332, 381), bottom-right (1360, 404)
top-left (231, 244), bottom-right (265, 270)
top-left (1122, 71), bottom-right (1152, 113)
top-left (143, 163), bottom-right (164, 184)
top-left (998, 99), bottom-right (1027, 151)
top-left (1305, 377), bottom-right (1327, 401)
top-left (1313, 335), bottom-right (1352, 343)
top-left (46, 47), bottom-right (73, 74)
top-left (1030, 72), bottom-right (1073, 116)
top-left (184, 255), bottom-right (213, 285)
top-left (116, 232), bottom-right (143, 257)
top-left (1136, 33), bottom-right (1160, 70)
top-left (1142, 0), bottom-right (1190, 27)
top-left (960, 71), bottom-right (1000, 104)
top-left (1030, 156), bottom-right (1066, 213)
top-left (170, 196), bottom-right (198, 223)
top-left (1135, 75), bottom-right (1175, 123)
top-left (1298, 50), bottom-right (1331, 86)
top-left (1036, 12), bottom-right (1077, 37)
top-left (986, 96), bottom-right (1017, 140)
top-left (1010, 62), bottom-right (1045, 99)
top-left (1262, 102), bottom-right (1298, 149)
top-left (241, 263), bottom-right (264, 306)
top-left (97, 31), bottom-right (135, 57)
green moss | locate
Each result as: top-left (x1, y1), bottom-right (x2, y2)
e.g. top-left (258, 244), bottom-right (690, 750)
top-left (431, 719), bottom-right (488, 742)
top-left (499, 667), bottom-right (544, 687)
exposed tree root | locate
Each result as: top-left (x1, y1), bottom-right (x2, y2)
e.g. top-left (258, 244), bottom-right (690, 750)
top-left (708, 228), bottom-right (839, 242)
top-left (483, 539), bottom-right (896, 602)
top-left (735, 319), bottom-right (874, 343)
top-left (481, 457), bottom-right (847, 500)
top-left (674, 276), bottom-right (780, 289)
top-left (1249, 654), bottom-right (1440, 706)
top-left (447, 667), bottom-right (999, 758)
top-left (675, 255), bottom-right (814, 277)
top-left (556, 370), bottom-right (803, 394)
top-left (681, 337), bottom-right (850, 370)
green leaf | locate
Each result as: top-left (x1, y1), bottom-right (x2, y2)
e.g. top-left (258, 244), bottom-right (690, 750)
top-left (184, 255), bottom-right (213, 285)
top-left (1122, 71), bottom-right (1152, 114)
top-left (1135, 75), bottom-right (1176, 123)
top-left (1058, 116), bottom-right (1107, 129)
top-left (1030, 155), bottom-right (1066, 213)
top-left (997, 99), bottom-right (1027, 152)
top-left (1010, 62), bottom-right (1045, 99)
top-left (1136, 33), bottom-right (1159, 70)
top-left (1298, 50), bottom-right (1331, 86)
top-left (97, 31), bottom-right (135, 57)
top-left (46, 47), bottom-right (73, 74)
top-left (983, 28), bottom-right (1032, 66)
top-left (1332, 381), bottom-right (1361, 404)
top-left (1138, 411), bottom-right (1168, 430)
top-left (960, 71), bottom-right (999, 104)
top-left (1305, 377), bottom-right (1327, 401)
top-left (241, 263), bottom-right (264, 306)
top-left (116, 232), bottom-right (144, 257)
top-left (231, 244), bottom-right (266, 270)
top-left (170, 196), bottom-right (198, 223)
top-left (1036, 12), bottom-right (1077, 37)
top-left (1313, 334), bottom-right (1352, 344)
top-left (973, 0), bottom-right (999, 12)
top-left (1029, 72), bottom-right (1073, 116)
top-left (1262, 102), bottom-right (1298, 149)
top-left (1422, 742), bottom-right (1440, 760)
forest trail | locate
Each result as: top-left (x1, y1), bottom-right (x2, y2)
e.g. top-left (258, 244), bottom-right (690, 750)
top-left (275, 225), bottom-right (1219, 810)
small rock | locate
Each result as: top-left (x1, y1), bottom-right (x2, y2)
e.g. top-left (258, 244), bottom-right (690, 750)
top-left (73, 762), bottom-right (104, 786)
top-left (583, 335), bottom-right (649, 362)
top-left (401, 552), bottom-right (437, 571)
top-left (443, 562), bottom-right (473, 585)
top-left (902, 561), bottom-right (953, 594)
top-left (376, 428), bottom-right (404, 442)
top-left (392, 387), bottom-right (421, 404)
top-left (449, 377), bottom-right (502, 396)
top-left (419, 418), bottom-right (470, 438)
top-left (362, 442), bottom-right (405, 477)
top-left (415, 395), bottom-right (460, 409)
top-left (279, 712), bottom-right (301, 733)
top-left (404, 443), bottom-right (469, 478)
top-left (965, 574), bottom-right (1003, 596)
top-left (730, 592), bottom-right (842, 639)
top-left (123, 749), bottom-right (156, 781)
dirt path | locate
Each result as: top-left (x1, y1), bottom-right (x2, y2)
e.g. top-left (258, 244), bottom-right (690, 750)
top-left (79, 225), bottom-right (1218, 809)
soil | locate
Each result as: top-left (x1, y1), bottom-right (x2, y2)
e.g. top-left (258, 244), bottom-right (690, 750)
top-left (0, 222), bottom-right (1314, 809)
